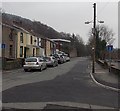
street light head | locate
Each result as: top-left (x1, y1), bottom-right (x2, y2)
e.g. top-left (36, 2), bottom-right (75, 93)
top-left (98, 21), bottom-right (104, 23)
top-left (85, 21), bottom-right (90, 24)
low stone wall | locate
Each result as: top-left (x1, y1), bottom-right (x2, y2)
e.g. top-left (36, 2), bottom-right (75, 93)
top-left (111, 66), bottom-right (120, 75)
top-left (97, 60), bottom-right (108, 69)
top-left (97, 59), bottom-right (120, 75)
top-left (2, 58), bottom-right (24, 70)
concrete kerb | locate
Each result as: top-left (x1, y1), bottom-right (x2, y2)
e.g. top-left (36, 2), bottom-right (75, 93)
top-left (97, 59), bottom-right (120, 75)
top-left (90, 72), bottom-right (120, 92)
top-left (2, 102), bottom-right (116, 110)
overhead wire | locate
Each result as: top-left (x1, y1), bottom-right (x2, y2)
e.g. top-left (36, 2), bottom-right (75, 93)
top-left (97, 0), bottom-right (111, 16)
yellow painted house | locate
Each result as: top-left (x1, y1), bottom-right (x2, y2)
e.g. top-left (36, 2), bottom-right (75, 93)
top-left (17, 31), bottom-right (42, 58)
top-left (3, 24), bottom-right (47, 59)
top-left (45, 39), bottom-right (56, 56)
top-left (46, 39), bottom-right (51, 56)
top-left (2, 23), bottom-right (57, 70)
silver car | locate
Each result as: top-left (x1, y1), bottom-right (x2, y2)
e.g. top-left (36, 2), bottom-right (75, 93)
top-left (64, 54), bottom-right (70, 62)
top-left (51, 54), bottom-right (64, 64)
top-left (23, 57), bottom-right (47, 72)
top-left (43, 56), bottom-right (58, 67)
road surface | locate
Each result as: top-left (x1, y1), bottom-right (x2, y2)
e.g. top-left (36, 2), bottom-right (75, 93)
top-left (2, 57), bottom-right (119, 109)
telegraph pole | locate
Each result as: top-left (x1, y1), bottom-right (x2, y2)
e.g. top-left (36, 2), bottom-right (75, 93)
top-left (85, 3), bottom-right (104, 73)
top-left (92, 3), bottom-right (96, 73)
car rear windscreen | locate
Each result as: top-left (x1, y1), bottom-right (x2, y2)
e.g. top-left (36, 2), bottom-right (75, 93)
top-left (25, 58), bottom-right (37, 62)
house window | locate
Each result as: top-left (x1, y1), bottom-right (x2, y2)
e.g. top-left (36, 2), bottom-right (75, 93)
top-left (9, 33), bottom-right (13, 41)
top-left (9, 29), bottom-right (14, 41)
top-left (30, 36), bottom-right (33, 44)
top-left (20, 46), bottom-right (23, 57)
top-left (41, 39), bottom-right (46, 48)
top-left (50, 42), bottom-right (54, 49)
top-left (20, 32), bottom-right (23, 43)
top-left (33, 48), bottom-right (35, 57)
top-left (9, 45), bottom-right (13, 57)
top-left (37, 38), bottom-right (39, 46)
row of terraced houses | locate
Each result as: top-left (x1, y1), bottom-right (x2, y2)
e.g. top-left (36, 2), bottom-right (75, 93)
top-left (1, 23), bottom-right (61, 70)
top-left (2, 23), bottom-right (56, 58)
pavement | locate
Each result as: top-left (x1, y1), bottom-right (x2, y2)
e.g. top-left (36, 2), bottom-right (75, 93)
top-left (91, 62), bottom-right (120, 92)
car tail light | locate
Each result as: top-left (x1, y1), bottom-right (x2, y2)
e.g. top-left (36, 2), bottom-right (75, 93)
top-left (36, 62), bottom-right (39, 65)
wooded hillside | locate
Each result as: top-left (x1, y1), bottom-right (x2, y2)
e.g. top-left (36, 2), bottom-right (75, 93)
top-left (2, 13), bottom-right (70, 40)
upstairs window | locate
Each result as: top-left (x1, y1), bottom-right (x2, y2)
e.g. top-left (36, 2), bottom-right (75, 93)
top-left (41, 39), bottom-right (46, 48)
top-left (37, 38), bottom-right (39, 46)
top-left (9, 45), bottom-right (13, 57)
top-left (20, 32), bottom-right (23, 43)
top-left (30, 36), bottom-right (33, 44)
top-left (9, 32), bottom-right (13, 41)
top-left (9, 29), bottom-right (14, 41)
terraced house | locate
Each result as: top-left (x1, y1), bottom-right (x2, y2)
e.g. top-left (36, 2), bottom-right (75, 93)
top-left (17, 30), bottom-right (41, 58)
top-left (2, 23), bottom-right (18, 59)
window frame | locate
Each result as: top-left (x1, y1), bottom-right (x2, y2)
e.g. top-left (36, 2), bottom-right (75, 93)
top-left (9, 45), bottom-right (13, 57)
top-left (20, 32), bottom-right (23, 43)
top-left (20, 46), bottom-right (23, 57)
top-left (30, 36), bottom-right (33, 44)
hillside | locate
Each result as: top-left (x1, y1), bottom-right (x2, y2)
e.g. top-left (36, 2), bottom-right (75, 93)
top-left (2, 13), bottom-right (70, 40)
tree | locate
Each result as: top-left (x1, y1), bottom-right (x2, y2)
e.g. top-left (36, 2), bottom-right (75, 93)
top-left (87, 25), bottom-right (115, 59)
top-left (71, 33), bottom-right (86, 57)
top-left (96, 25), bottom-right (115, 44)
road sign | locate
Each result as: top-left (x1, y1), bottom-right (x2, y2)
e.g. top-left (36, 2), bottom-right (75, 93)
top-left (107, 45), bottom-right (113, 52)
top-left (0, 44), bottom-right (5, 48)
top-left (0, 44), bottom-right (5, 49)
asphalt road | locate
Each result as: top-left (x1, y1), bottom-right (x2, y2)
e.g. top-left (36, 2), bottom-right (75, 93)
top-left (2, 57), bottom-right (119, 109)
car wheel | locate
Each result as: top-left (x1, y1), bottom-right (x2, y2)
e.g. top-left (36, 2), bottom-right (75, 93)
top-left (24, 69), bottom-right (28, 72)
top-left (40, 66), bottom-right (42, 71)
top-left (56, 62), bottom-right (58, 66)
top-left (53, 63), bottom-right (56, 67)
top-left (45, 65), bottom-right (47, 69)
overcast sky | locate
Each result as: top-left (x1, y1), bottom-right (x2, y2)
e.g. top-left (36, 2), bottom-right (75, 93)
top-left (2, 1), bottom-right (119, 48)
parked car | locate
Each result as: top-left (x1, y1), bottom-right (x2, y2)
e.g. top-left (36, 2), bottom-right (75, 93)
top-left (23, 57), bottom-right (47, 72)
top-left (55, 51), bottom-right (70, 63)
top-left (50, 54), bottom-right (64, 64)
top-left (43, 56), bottom-right (58, 67)
top-left (64, 54), bottom-right (70, 62)
top-left (57, 53), bottom-right (70, 62)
